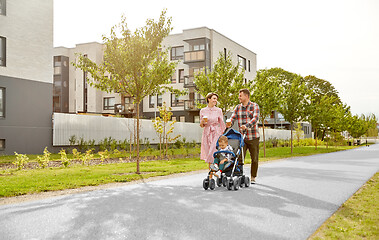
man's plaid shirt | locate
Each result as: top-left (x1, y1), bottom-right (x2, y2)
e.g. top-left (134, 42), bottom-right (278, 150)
top-left (230, 101), bottom-right (260, 140)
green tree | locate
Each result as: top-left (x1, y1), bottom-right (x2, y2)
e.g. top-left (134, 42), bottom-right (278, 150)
top-left (194, 51), bottom-right (246, 113)
top-left (250, 68), bottom-right (284, 157)
top-left (278, 73), bottom-right (310, 153)
top-left (153, 102), bottom-right (181, 157)
top-left (73, 10), bottom-right (177, 174)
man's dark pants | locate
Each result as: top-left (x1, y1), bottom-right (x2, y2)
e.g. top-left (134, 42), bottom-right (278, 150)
top-left (239, 138), bottom-right (260, 178)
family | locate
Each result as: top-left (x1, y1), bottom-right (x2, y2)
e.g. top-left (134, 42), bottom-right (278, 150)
top-left (199, 89), bottom-right (260, 184)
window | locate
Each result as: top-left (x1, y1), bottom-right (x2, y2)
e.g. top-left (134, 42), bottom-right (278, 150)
top-left (194, 116), bottom-right (200, 123)
top-left (157, 94), bottom-right (162, 107)
top-left (0, 37), bottom-right (6, 67)
top-left (193, 44), bottom-right (205, 51)
top-left (0, 87), bottom-right (4, 118)
top-left (171, 116), bottom-right (177, 122)
top-left (0, 0), bottom-right (6, 16)
top-left (0, 139), bottom-right (5, 151)
top-left (178, 69), bottom-right (185, 83)
top-left (103, 97), bottom-right (115, 110)
top-left (149, 95), bottom-right (155, 108)
top-left (149, 95), bottom-right (162, 108)
top-left (179, 116), bottom-right (186, 122)
top-left (54, 56), bottom-right (62, 75)
top-left (124, 97), bottom-right (132, 104)
top-left (171, 71), bottom-right (176, 84)
top-left (171, 46), bottom-right (184, 60)
top-left (248, 60), bottom-right (251, 72)
top-left (171, 93), bottom-right (184, 107)
top-left (238, 55), bottom-right (246, 70)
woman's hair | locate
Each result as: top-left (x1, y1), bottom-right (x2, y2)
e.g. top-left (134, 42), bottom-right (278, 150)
top-left (206, 92), bottom-right (219, 103)
top-left (239, 88), bottom-right (250, 97)
top-left (219, 135), bottom-right (228, 143)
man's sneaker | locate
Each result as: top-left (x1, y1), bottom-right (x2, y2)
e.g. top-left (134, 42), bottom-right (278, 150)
top-left (210, 164), bottom-right (219, 172)
top-left (251, 177), bottom-right (256, 184)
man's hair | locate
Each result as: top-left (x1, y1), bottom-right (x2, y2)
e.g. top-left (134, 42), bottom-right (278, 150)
top-left (219, 135), bottom-right (228, 143)
top-left (239, 88), bottom-right (250, 97)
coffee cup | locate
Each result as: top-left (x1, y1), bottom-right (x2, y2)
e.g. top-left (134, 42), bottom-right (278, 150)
top-left (226, 119), bottom-right (232, 128)
top-left (203, 116), bottom-right (208, 124)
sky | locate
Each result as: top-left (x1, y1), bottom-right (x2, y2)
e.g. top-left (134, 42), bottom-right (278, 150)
top-left (54, 0), bottom-right (379, 118)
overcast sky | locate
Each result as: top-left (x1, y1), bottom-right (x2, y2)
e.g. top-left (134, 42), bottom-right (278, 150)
top-left (54, 0), bottom-right (379, 118)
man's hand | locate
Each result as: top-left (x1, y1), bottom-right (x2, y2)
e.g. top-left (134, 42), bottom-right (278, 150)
top-left (240, 125), bottom-right (247, 131)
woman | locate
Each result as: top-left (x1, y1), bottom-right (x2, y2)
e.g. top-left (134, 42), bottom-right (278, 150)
top-left (200, 92), bottom-right (226, 168)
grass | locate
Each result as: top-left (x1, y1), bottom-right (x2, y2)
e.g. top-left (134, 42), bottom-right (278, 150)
top-left (309, 172), bottom-right (379, 239)
top-left (0, 145), bottom-right (355, 197)
top-left (0, 157), bottom-right (207, 197)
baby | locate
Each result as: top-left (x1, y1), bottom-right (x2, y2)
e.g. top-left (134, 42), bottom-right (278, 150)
top-left (210, 135), bottom-right (234, 172)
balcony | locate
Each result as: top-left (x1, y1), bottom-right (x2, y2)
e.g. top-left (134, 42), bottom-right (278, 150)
top-left (184, 76), bottom-right (196, 88)
top-left (184, 50), bottom-right (205, 63)
top-left (184, 99), bottom-right (206, 111)
top-left (114, 103), bottom-right (135, 115)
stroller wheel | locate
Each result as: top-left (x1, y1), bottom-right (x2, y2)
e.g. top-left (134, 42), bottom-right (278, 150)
top-left (233, 178), bottom-right (240, 191)
top-left (227, 178), bottom-right (233, 190)
top-left (203, 178), bottom-right (209, 190)
top-left (222, 177), bottom-right (227, 187)
top-left (244, 176), bottom-right (250, 187)
top-left (209, 179), bottom-right (216, 190)
top-left (216, 177), bottom-right (222, 187)
top-left (239, 176), bottom-right (244, 188)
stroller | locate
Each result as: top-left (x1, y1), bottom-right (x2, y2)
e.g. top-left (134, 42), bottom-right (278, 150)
top-left (203, 128), bottom-right (251, 191)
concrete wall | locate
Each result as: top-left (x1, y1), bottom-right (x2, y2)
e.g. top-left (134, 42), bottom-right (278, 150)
top-left (0, 76), bottom-right (53, 155)
top-left (0, 0), bottom-right (53, 83)
top-left (0, 0), bottom-right (53, 155)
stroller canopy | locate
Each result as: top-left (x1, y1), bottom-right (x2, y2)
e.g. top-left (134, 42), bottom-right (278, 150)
top-left (216, 128), bottom-right (244, 149)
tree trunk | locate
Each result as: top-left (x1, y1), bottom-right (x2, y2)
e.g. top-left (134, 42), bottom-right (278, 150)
top-left (315, 127), bottom-right (318, 150)
top-left (290, 122), bottom-right (293, 154)
top-left (263, 122), bottom-right (266, 157)
top-left (135, 102), bottom-right (140, 174)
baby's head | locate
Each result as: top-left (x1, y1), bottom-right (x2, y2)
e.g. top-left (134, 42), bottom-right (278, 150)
top-left (218, 135), bottom-right (228, 149)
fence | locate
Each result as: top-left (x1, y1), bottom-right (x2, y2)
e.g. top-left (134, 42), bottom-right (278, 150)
top-left (52, 113), bottom-right (294, 146)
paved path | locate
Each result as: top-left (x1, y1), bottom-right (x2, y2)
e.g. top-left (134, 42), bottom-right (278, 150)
top-left (1, 145), bottom-right (378, 240)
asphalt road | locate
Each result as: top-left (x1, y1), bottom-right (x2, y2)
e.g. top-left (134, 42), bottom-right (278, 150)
top-left (1, 144), bottom-right (378, 240)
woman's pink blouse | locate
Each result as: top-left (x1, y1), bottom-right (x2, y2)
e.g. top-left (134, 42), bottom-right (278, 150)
top-left (200, 106), bottom-right (226, 163)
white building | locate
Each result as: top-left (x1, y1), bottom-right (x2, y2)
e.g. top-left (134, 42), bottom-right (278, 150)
top-left (0, 0), bottom-right (53, 154)
top-left (53, 27), bottom-right (257, 123)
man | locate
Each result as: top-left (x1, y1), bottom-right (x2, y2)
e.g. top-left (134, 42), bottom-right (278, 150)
top-left (229, 89), bottom-right (260, 183)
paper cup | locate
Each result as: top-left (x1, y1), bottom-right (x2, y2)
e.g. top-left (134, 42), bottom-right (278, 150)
top-left (203, 116), bottom-right (208, 123)
top-left (226, 119), bottom-right (231, 127)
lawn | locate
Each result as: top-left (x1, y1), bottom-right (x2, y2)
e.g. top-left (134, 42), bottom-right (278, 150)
top-left (310, 172), bottom-right (379, 239)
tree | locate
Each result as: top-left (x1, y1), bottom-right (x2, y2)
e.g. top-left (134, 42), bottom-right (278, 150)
top-left (250, 68), bottom-right (284, 157)
top-left (278, 72), bottom-right (310, 153)
top-left (73, 10), bottom-right (177, 174)
top-left (153, 102), bottom-right (181, 157)
top-left (306, 94), bottom-right (337, 149)
top-left (194, 51), bottom-right (246, 113)
top-left (304, 75), bottom-right (343, 145)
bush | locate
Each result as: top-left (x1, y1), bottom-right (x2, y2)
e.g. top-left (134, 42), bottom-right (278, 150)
top-left (36, 147), bottom-right (51, 169)
top-left (13, 152), bottom-right (29, 170)
top-left (59, 149), bottom-right (71, 168)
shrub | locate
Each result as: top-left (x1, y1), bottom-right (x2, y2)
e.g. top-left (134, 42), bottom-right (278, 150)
top-left (80, 149), bottom-right (94, 165)
top-left (36, 147), bottom-right (51, 168)
top-left (98, 149), bottom-right (110, 164)
top-left (72, 148), bottom-right (81, 160)
top-left (59, 149), bottom-right (71, 168)
top-left (13, 152), bottom-right (29, 170)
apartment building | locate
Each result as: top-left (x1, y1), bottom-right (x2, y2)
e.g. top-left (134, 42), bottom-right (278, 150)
top-left (53, 27), bottom-right (257, 122)
top-left (0, 0), bottom-right (53, 155)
